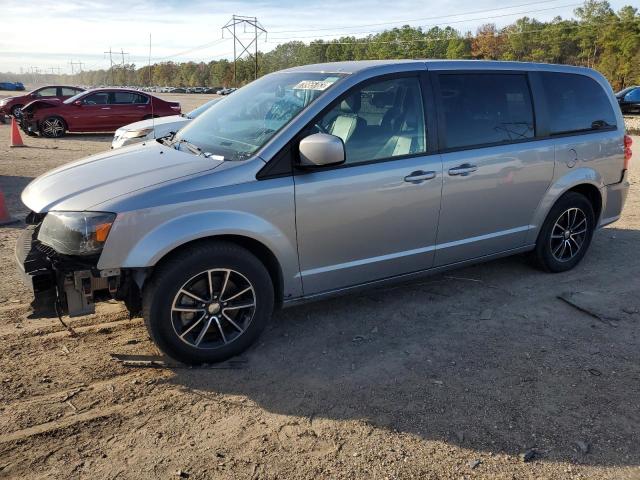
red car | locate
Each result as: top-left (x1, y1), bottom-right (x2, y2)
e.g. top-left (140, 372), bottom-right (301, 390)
top-left (0, 85), bottom-right (85, 118)
top-left (20, 88), bottom-right (181, 138)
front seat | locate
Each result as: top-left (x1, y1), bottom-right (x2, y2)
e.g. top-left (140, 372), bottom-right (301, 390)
top-left (376, 91), bottom-right (424, 158)
top-left (328, 93), bottom-right (366, 144)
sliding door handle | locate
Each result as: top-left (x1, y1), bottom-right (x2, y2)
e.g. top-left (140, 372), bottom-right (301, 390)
top-left (448, 164), bottom-right (478, 176)
top-left (404, 170), bottom-right (436, 184)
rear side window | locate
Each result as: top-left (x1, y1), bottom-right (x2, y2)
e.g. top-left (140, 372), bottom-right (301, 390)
top-left (61, 87), bottom-right (82, 96)
top-left (540, 72), bottom-right (616, 135)
top-left (438, 74), bottom-right (534, 150)
top-left (113, 92), bottom-right (148, 104)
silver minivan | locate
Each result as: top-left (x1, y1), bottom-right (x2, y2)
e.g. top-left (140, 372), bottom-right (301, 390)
top-left (16, 60), bottom-right (631, 364)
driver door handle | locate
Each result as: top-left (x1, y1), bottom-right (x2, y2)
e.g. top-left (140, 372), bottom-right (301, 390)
top-left (448, 163), bottom-right (478, 176)
top-left (404, 170), bottom-right (436, 184)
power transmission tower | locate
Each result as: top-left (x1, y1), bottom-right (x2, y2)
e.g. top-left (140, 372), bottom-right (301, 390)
top-left (222, 15), bottom-right (267, 86)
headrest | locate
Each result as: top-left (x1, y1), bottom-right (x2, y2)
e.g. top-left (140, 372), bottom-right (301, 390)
top-left (340, 93), bottom-right (360, 113)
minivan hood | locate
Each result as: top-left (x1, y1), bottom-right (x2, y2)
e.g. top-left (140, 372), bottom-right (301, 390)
top-left (21, 141), bottom-right (223, 213)
top-left (117, 115), bottom-right (189, 132)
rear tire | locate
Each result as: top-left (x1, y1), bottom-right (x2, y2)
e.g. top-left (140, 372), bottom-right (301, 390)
top-left (40, 116), bottom-right (67, 138)
top-left (143, 242), bottom-right (274, 365)
top-left (533, 191), bottom-right (596, 272)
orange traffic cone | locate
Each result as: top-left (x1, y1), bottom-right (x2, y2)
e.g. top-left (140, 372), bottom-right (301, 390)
top-left (9, 118), bottom-right (25, 148)
top-left (0, 190), bottom-right (18, 225)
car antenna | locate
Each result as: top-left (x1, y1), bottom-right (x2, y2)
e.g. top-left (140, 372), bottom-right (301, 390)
top-left (148, 33), bottom-right (156, 139)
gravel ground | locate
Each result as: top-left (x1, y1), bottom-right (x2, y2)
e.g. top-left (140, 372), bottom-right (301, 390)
top-left (0, 95), bottom-right (639, 479)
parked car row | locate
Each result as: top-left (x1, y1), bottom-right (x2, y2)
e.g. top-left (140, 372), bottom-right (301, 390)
top-left (140, 86), bottom-right (228, 94)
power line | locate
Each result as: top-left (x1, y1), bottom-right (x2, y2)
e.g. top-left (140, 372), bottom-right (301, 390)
top-left (269, 0), bottom-right (568, 34)
top-left (267, 2), bottom-right (584, 41)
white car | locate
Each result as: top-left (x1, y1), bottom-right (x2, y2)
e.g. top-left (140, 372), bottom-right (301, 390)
top-left (112, 98), bottom-right (221, 148)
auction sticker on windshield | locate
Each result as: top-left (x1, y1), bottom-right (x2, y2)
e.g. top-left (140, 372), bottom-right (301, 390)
top-left (293, 79), bottom-right (338, 91)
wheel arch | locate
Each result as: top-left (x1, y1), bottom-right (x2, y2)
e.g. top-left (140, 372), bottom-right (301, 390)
top-left (526, 168), bottom-right (604, 244)
top-left (150, 235), bottom-right (285, 308)
top-left (40, 114), bottom-right (68, 136)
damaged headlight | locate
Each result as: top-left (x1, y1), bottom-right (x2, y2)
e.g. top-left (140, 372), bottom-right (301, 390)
top-left (37, 212), bottom-right (116, 256)
top-left (121, 127), bottom-right (153, 139)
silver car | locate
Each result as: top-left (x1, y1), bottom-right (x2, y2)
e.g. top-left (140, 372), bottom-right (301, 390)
top-left (16, 60), bottom-right (631, 364)
top-left (112, 98), bottom-right (222, 149)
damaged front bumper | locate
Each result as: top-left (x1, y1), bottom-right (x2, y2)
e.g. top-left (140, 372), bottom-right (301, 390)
top-left (18, 112), bottom-right (39, 136)
top-left (15, 222), bottom-right (122, 318)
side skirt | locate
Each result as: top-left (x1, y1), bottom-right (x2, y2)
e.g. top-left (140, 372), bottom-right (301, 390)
top-left (282, 244), bottom-right (535, 308)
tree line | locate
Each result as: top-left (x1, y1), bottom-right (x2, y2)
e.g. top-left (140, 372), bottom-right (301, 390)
top-left (3, 0), bottom-right (639, 91)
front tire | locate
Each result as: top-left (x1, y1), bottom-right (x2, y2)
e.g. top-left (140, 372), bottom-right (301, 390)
top-left (533, 191), bottom-right (596, 272)
top-left (143, 242), bottom-right (274, 364)
top-left (10, 105), bottom-right (23, 118)
top-left (40, 116), bottom-right (66, 138)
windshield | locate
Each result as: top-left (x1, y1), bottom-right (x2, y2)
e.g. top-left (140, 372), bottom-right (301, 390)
top-left (64, 91), bottom-right (88, 104)
top-left (173, 71), bottom-right (345, 161)
top-left (187, 98), bottom-right (222, 119)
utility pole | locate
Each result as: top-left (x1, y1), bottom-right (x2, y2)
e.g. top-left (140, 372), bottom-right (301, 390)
top-left (69, 61), bottom-right (84, 75)
top-left (104, 47), bottom-right (114, 85)
top-left (222, 15), bottom-right (267, 86)
top-left (119, 48), bottom-right (130, 86)
top-left (119, 48), bottom-right (130, 66)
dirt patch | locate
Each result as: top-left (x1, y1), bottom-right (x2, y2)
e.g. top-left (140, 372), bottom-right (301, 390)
top-left (0, 103), bottom-right (638, 479)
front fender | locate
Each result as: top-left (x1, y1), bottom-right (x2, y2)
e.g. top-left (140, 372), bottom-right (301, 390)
top-left (525, 167), bottom-right (603, 244)
top-left (98, 208), bottom-right (303, 299)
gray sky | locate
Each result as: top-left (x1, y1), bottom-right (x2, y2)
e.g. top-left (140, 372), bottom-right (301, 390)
top-left (0, 0), bottom-right (631, 73)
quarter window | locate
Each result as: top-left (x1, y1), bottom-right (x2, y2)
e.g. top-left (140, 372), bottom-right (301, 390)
top-left (438, 73), bottom-right (534, 150)
top-left (316, 77), bottom-right (426, 165)
top-left (540, 72), bottom-right (616, 135)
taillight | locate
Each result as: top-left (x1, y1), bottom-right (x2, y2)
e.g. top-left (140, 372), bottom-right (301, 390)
top-left (624, 134), bottom-right (632, 169)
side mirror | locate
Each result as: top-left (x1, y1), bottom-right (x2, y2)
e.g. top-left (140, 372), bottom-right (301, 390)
top-left (298, 133), bottom-right (345, 168)
top-left (74, 100), bottom-right (82, 106)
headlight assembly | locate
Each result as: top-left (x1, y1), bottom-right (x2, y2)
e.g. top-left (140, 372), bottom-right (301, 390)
top-left (122, 127), bottom-right (153, 139)
top-left (37, 212), bottom-right (116, 256)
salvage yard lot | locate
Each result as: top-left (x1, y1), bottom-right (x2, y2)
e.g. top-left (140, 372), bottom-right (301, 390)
top-left (0, 94), bottom-right (638, 479)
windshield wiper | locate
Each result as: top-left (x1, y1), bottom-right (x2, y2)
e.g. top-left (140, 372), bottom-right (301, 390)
top-left (173, 138), bottom-right (203, 155)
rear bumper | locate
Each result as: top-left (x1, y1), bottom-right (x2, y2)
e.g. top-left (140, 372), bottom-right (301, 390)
top-left (600, 170), bottom-right (630, 227)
